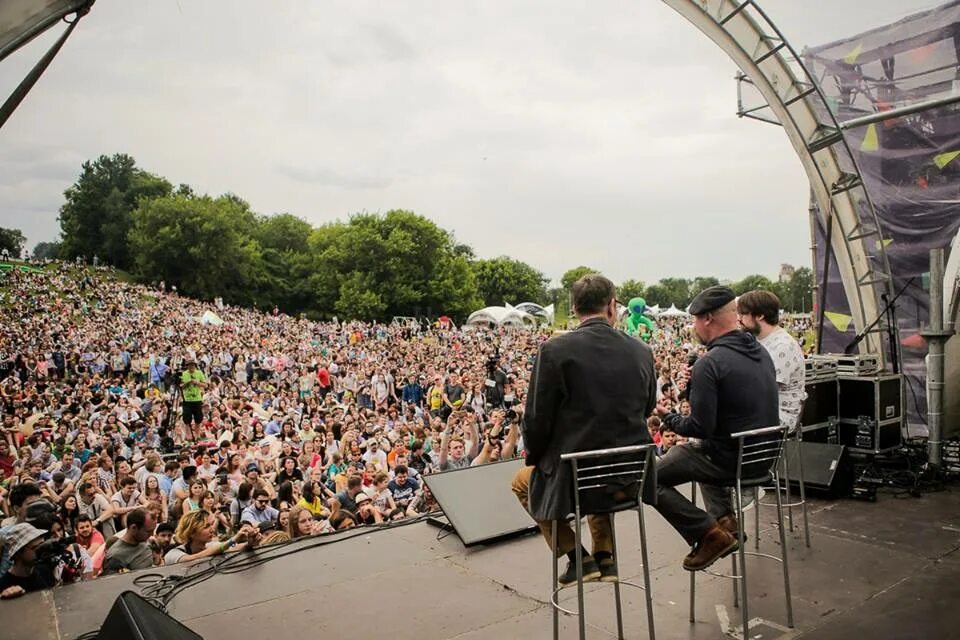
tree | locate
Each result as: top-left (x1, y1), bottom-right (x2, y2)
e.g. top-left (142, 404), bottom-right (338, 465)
top-left (645, 277), bottom-right (692, 308)
top-left (307, 210), bottom-right (482, 321)
top-left (127, 193), bottom-right (266, 307)
top-left (59, 154), bottom-right (171, 268)
top-left (561, 266), bottom-right (599, 292)
top-left (0, 227), bottom-right (26, 259)
top-left (780, 267), bottom-right (813, 312)
top-left (255, 213), bottom-right (312, 254)
top-left (473, 257), bottom-right (548, 307)
top-left (32, 241), bottom-right (61, 260)
top-left (617, 279), bottom-right (646, 302)
top-left (731, 274), bottom-right (775, 296)
top-left (690, 276), bottom-right (720, 298)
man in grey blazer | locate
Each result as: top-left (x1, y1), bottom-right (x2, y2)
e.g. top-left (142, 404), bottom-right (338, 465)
top-left (512, 274), bottom-right (656, 586)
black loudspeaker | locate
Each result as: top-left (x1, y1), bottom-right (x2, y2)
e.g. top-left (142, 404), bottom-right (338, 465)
top-left (780, 440), bottom-right (852, 495)
top-left (423, 458), bottom-right (538, 546)
top-left (97, 591), bottom-right (203, 640)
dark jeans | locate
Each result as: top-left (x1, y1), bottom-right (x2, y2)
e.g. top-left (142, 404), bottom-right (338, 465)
top-left (653, 443), bottom-right (737, 545)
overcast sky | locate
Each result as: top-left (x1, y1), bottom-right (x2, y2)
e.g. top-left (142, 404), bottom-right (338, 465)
top-left (0, 0), bottom-right (938, 284)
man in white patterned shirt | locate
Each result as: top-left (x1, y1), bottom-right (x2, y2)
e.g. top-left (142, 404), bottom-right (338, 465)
top-left (737, 290), bottom-right (806, 430)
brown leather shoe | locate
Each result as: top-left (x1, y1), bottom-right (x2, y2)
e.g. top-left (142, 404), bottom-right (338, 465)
top-left (683, 524), bottom-right (738, 572)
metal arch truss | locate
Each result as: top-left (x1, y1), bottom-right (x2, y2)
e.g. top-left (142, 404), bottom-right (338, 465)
top-left (663, 0), bottom-right (895, 363)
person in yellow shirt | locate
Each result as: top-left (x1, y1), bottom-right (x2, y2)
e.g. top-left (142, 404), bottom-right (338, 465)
top-left (427, 376), bottom-right (444, 417)
top-left (296, 480), bottom-right (330, 518)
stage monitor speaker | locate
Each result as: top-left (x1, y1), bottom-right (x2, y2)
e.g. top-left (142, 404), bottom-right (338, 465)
top-left (423, 457), bottom-right (537, 546)
top-left (780, 440), bottom-right (851, 495)
top-left (97, 591), bottom-right (203, 640)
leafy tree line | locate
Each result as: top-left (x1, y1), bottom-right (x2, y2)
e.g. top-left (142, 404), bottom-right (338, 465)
top-left (51, 154), bottom-right (550, 320)
top-left (10, 153), bottom-right (813, 322)
top-left (557, 266), bottom-right (813, 315)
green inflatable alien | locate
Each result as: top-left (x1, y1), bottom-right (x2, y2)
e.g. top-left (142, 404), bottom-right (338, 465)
top-left (625, 297), bottom-right (656, 340)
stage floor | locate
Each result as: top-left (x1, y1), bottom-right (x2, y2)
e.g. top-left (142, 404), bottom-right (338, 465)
top-left (7, 484), bottom-right (960, 640)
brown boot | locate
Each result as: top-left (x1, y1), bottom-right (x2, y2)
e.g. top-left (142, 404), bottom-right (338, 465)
top-left (717, 513), bottom-right (747, 556)
top-left (682, 524), bottom-right (738, 572)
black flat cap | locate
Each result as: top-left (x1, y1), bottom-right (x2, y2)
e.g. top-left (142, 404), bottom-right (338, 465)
top-left (688, 285), bottom-right (736, 316)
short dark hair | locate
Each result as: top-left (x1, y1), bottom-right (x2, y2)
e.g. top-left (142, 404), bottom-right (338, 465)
top-left (253, 488), bottom-right (270, 500)
top-left (126, 508), bottom-right (149, 530)
top-left (571, 274), bottom-right (615, 316)
top-left (77, 514), bottom-right (93, 525)
top-left (394, 464), bottom-right (408, 475)
top-left (737, 290), bottom-right (781, 326)
top-left (155, 521), bottom-right (176, 535)
top-left (9, 483), bottom-right (42, 508)
top-left (347, 474), bottom-right (363, 490)
top-left (120, 476), bottom-right (137, 488)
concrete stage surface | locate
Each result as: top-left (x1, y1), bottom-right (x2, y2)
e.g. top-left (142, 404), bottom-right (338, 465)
top-left (7, 484), bottom-right (960, 640)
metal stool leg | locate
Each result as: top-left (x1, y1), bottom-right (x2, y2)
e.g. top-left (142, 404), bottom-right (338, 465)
top-left (609, 515), bottom-right (624, 640)
top-left (573, 466), bottom-right (587, 640)
top-left (731, 553), bottom-right (739, 608)
top-left (688, 483), bottom-right (697, 623)
top-left (637, 503), bottom-right (656, 640)
top-left (795, 429), bottom-right (812, 548)
top-left (735, 480), bottom-right (749, 640)
top-left (783, 444), bottom-right (794, 531)
top-left (552, 521), bottom-right (559, 640)
top-left (774, 468), bottom-right (795, 628)
top-left (754, 486), bottom-right (760, 551)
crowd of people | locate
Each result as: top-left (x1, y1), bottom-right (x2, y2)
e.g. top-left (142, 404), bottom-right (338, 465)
top-left (0, 262), bottom-right (812, 598)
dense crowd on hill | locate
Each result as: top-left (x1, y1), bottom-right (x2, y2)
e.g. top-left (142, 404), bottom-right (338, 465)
top-left (0, 262), bottom-right (812, 598)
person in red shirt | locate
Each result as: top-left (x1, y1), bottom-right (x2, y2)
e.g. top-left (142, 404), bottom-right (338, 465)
top-left (0, 439), bottom-right (15, 480)
top-left (75, 514), bottom-right (105, 557)
top-left (316, 365), bottom-right (331, 396)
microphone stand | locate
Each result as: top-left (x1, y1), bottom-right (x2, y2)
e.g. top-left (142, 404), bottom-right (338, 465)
top-left (843, 277), bottom-right (914, 374)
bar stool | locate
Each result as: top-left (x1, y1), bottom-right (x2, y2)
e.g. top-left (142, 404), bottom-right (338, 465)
top-left (755, 412), bottom-right (812, 550)
top-left (689, 425), bottom-right (794, 640)
top-left (550, 444), bottom-right (657, 640)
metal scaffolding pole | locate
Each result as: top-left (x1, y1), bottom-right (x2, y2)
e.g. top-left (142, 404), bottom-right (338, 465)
top-left (922, 248), bottom-right (950, 466)
top-left (839, 93), bottom-right (960, 131)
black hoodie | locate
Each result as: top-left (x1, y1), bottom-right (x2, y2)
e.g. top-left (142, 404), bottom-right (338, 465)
top-left (664, 330), bottom-right (779, 468)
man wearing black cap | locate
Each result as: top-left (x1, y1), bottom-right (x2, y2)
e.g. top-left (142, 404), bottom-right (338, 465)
top-left (653, 285), bottom-right (779, 571)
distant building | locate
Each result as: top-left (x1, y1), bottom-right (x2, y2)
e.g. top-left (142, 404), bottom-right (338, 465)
top-left (779, 263), bottom-right (795, 283)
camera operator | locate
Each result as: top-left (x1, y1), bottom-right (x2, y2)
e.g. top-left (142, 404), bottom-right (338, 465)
top-left (483, 350), bottom-right (508, 409)
top-left (180, 360), bottom-right (206, 431)
top-left (0, 523), bottom-right (50, 599)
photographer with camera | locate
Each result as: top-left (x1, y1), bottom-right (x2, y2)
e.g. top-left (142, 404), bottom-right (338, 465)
top-left (0, 523), bottom-right (49, 599)
top-left (472, 408), bottom-right (521, 466)
top-left (483, 350), bottom-right (509, 410)
top-left (179, 360), bottom-right (206, 438)
top-left (438, 408), bottom-right (480, 471)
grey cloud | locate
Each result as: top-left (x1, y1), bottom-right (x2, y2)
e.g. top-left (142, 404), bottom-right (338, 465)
top-left (274, 164), bottom-right (392, 190)
top-left (0, 0), bottom-right (924, 281)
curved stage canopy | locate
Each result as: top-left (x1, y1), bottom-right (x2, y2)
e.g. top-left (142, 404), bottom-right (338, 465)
top-left (664, 0), bottom-right (895, 365)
